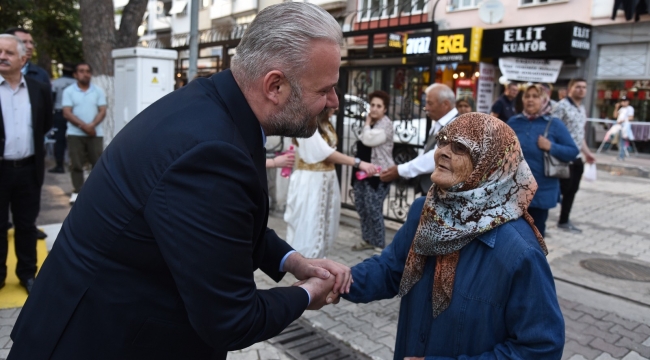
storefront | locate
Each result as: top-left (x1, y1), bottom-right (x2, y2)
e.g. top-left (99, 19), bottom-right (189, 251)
top-left (481, 21), bottom-right (592, 98)
top-left (584, 21), bottom-right (650, 152)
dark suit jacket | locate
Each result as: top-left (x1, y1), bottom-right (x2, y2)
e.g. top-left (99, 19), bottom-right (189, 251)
top-left (9, 70), bottom-right (309, 359)
top-left (0, 76), bottom-right (53, 186)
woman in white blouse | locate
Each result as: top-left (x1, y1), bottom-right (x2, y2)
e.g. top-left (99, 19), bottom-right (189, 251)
top-left (351, 91), bottom-right (395, 251)
top-left (284, 108), bottom-right (378, 259)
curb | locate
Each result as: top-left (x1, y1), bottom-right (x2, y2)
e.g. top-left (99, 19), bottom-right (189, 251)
top-left (596, 162), bottom-right (650, 179)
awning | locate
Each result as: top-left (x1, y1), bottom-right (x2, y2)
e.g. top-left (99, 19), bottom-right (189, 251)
top-left (169, 0), bottom-right (188, 15)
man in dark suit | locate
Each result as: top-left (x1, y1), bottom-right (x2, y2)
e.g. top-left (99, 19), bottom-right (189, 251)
top-left (4, 28), bottom-right (51, 88)
top-left (10, 3), bottom-right (349, 359)
top-left (0, 34), bottom-right (52, 292)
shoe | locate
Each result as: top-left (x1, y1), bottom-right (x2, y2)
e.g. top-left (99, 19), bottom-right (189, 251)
top-left (37, 229), bottom-right (47, 239)
top-left (558, 221), bottom-right (582, 233)
top-left (70, 192), bottom-right (78, 204)
top-left (48, 166), bottom-right (65, 174)
top-left (351, 240), bottom-right (375, 251)
top-left (19, 278), bottom-right (35, 294)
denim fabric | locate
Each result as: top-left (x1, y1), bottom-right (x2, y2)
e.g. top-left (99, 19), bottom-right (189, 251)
top-left (507, 114), bottom-right (579, 209)
top-left (343, 197), bottom-right (564, 360)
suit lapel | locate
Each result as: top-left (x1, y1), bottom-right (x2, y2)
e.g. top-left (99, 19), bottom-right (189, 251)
top-left (210, 70), bottom-right (268, 194)
top-left (25, 78), bottom-right (42, 152)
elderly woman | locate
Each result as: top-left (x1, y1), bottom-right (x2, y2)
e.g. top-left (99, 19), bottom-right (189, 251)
top-left (455, 96), bottom-right (475, 115)
top-left (342, 113), bottom-right (565, 359)
top-left (507, 84), bottom-right (579, 236)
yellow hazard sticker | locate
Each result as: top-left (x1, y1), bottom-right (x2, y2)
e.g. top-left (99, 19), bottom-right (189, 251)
top-left (152, 77), bottom-right (159, 84)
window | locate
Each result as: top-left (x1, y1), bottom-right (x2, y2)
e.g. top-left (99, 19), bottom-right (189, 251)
top-left (520, 0), bottom-right (564, 5)
top-left (358, 0), bottom-right (424, 19)
top-left (448, 0), bottom-right (479, 11)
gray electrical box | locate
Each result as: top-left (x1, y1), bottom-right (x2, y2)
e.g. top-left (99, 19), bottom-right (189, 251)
top-left (112, 47), bottom-right (178, 136)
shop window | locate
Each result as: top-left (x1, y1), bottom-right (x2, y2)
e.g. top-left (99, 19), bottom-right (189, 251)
top-left (597, 43), bottom-right (649, 78)
top-left (448, 0), bottom-right (479, 11)
top-left (358, 0), bottom-right (422, 20)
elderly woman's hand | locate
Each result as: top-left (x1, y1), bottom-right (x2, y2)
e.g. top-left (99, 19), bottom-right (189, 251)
top-left (537, 136), bottom-right (552, 152)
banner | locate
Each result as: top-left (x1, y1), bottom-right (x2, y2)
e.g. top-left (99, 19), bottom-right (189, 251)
top-left (498, 57), bottom-right (563, 83)
top-left (477, 62), bottom-right (496, 114)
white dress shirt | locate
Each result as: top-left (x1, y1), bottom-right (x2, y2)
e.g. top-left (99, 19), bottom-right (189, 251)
top-left (0, 75), bottom-right (33, 160)
top-left (397, 108), bottom-right (458, 178)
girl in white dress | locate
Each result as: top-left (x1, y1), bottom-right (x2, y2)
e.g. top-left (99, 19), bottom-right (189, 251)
top-left (284, 109), bottom-right (377, 258)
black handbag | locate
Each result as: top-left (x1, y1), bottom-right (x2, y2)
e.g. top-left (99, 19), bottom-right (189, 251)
top-left (542, 119), bottom-right (571, 179)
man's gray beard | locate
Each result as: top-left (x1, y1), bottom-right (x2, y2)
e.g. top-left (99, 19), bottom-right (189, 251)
top-left (266, 82), bottom-right (325, 138)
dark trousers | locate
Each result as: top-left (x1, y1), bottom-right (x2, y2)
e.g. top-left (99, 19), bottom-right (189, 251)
top-left (52, 111), bottom-right (68, 168)
top-left (528, 207), bottom-right (549, 238)
top-left (0, 163), bottom-right (41, 281)
top-left (559, 158), bottom-right (584, 224)
top-left (68, 136), bottom-right (103, 193)
top-left (353, 181), bottom-right (390, 248)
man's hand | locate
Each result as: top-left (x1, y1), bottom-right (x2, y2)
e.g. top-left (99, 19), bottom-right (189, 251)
top-left (293, 276), bottom-right (337, 310)
top-left (284, 252), bottom-right (353, 294)
top-left (584, 151), bottom-right (596, 164)
top-left (80, 123), bottom-right (96, 137)
top-left (380, 165), bottom-right (399, 183)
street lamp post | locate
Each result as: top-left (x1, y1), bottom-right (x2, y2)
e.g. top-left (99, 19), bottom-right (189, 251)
top-left (188, 0), bottom-right (199, 81)
top-left (429, 0), bottom-right (441, 85)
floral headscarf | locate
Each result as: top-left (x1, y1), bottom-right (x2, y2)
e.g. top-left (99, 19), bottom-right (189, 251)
top-left (522, 84), bottom-right (551, 119)
top-left (397, 113), bottom-right (547, 318)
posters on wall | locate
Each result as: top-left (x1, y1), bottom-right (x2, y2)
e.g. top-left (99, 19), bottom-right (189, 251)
top-left (477, 62), bottom-right (496, 114)
top-left (498, 57), bottom-right (563, 83)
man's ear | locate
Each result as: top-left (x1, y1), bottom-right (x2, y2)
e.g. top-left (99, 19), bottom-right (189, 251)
top-left (263, 70), bottom-right (290, 106)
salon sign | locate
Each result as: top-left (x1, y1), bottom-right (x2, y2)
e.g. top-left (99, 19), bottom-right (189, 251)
top-left (482, 22), bottom-right (591, 59)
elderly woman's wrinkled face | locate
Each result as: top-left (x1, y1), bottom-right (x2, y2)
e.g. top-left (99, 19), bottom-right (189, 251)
top-left (523, 88), bottom-right (543, 115)
top-left (431, 137), bottom-right (474, 190)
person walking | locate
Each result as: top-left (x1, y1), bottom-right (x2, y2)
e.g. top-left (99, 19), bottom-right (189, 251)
top-left (507, 84), bottom-right (579, 237)
top-left (351, 90), bottom-right (394, 250)
top-left (4, 28), bottom-right (50, 87)
top-left (490, 82), bottom-right (518, 122)
top-left (380, 84), bottom-right (458, 196)
top-left (49, 64), bottom-right (76, 174)
top-left (613, 96), bottom-right (635, 161)
top-left (552, 78), bottom-right (596, 233)
top-left (9, 4), bottom-right (352, 359)
top-left (62, 62), bottom-right (107, 204)
top-left (0, 34), bottom-right (53, 293)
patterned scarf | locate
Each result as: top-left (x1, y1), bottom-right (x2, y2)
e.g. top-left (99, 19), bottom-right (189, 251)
top-left (523, 86), bottom-right (551, 120)
top-left (397, 113), bottom-right (547, 318)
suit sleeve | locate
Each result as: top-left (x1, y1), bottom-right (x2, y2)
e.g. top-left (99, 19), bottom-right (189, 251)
top-left (143, 140), bottom-right (309, 351)
top-left (258, 228), bottom-right (294, 282)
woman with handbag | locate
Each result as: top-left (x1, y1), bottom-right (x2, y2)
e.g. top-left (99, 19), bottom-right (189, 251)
top-left (507, 84), bottom-right (579, 236)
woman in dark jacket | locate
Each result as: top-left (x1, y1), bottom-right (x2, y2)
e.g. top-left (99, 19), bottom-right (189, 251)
top-left (507, 84), bottom-right (579, 236)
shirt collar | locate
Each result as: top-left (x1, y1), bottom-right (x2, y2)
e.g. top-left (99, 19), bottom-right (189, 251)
top-left (261, 126), bottom-right (267, 147)
top-left (476, 228), bottom-right (497, 248)
top-left (429, 108), bottom-right (458, 135)
top-left (20, 62), bottom-right (28, 75)
top-left (73, 82), bottom-right (94, 92)
top-left (0, 74), bottom-right (27, 88)
top-left (565, 96), bottom-right (580, 109)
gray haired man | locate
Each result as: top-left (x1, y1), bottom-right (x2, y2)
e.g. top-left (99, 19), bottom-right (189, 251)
top-left (380, 84), bottom-right (458, 195)
top-left (10, 3), bottom-right (351, 359)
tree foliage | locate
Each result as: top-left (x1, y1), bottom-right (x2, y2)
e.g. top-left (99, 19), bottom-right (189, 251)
top-left (0, 0), bottom-right (83, 75)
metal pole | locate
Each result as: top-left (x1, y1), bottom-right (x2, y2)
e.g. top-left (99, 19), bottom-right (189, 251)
top-left (429, 0), bottom-right (441, 85)
top-left (188, 0), bottom-right (199, 81)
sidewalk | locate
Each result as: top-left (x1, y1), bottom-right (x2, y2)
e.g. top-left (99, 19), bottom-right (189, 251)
top-left (593, 149), bottom-right (650, 178)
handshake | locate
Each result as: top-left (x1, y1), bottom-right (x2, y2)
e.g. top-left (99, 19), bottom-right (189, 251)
top-left (283, 252), bottom-right (353, 310)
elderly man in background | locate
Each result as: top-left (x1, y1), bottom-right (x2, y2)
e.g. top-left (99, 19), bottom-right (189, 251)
top-left (380, 84), bottom-right (458, 195)
top-left (0, 34), bottom-right (52, 293)
top-left (10, 3), bottom-right (352, 359)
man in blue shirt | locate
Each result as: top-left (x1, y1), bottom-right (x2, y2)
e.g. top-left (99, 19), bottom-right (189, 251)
top-left (490, 82), bottom-right (518, 121)
top-left (3, 28), bottom-right (51, 88)
top-left (62, 62), bottom-right (107, 204)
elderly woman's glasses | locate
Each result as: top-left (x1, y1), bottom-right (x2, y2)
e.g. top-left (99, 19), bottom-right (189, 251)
top-left (437, 135), bottom-right (470, 155)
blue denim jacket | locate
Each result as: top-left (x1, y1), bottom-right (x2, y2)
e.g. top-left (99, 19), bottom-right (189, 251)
top-left (507, 114), bottom-right (579, 209)
top-left (343, 197), bottom-right (564, 359)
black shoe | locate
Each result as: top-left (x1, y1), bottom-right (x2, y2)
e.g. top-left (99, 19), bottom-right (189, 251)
top-left (20, 278), bottom-right (35, 294)
top-left (37, 229), bottom-right (47, 239)
top-left (6, 222), bottom-right (12, 230)
top-left (48, 166), bottom-right (65, 174)
top-left (557, 221), bottom-right (582, 233)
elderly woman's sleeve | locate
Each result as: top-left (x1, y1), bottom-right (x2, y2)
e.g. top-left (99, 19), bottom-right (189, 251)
top-left (548, 118), bottom-right (580, 163)
top-left (343, 197), bottom-right (425, 303)
top-left (425, 246), bottom-right (565, 360)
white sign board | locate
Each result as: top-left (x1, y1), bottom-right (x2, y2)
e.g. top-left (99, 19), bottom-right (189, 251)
top-left (477, 62), bottom-right (496, 114)
top-left (498, 57), bottom-right (563, 83)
